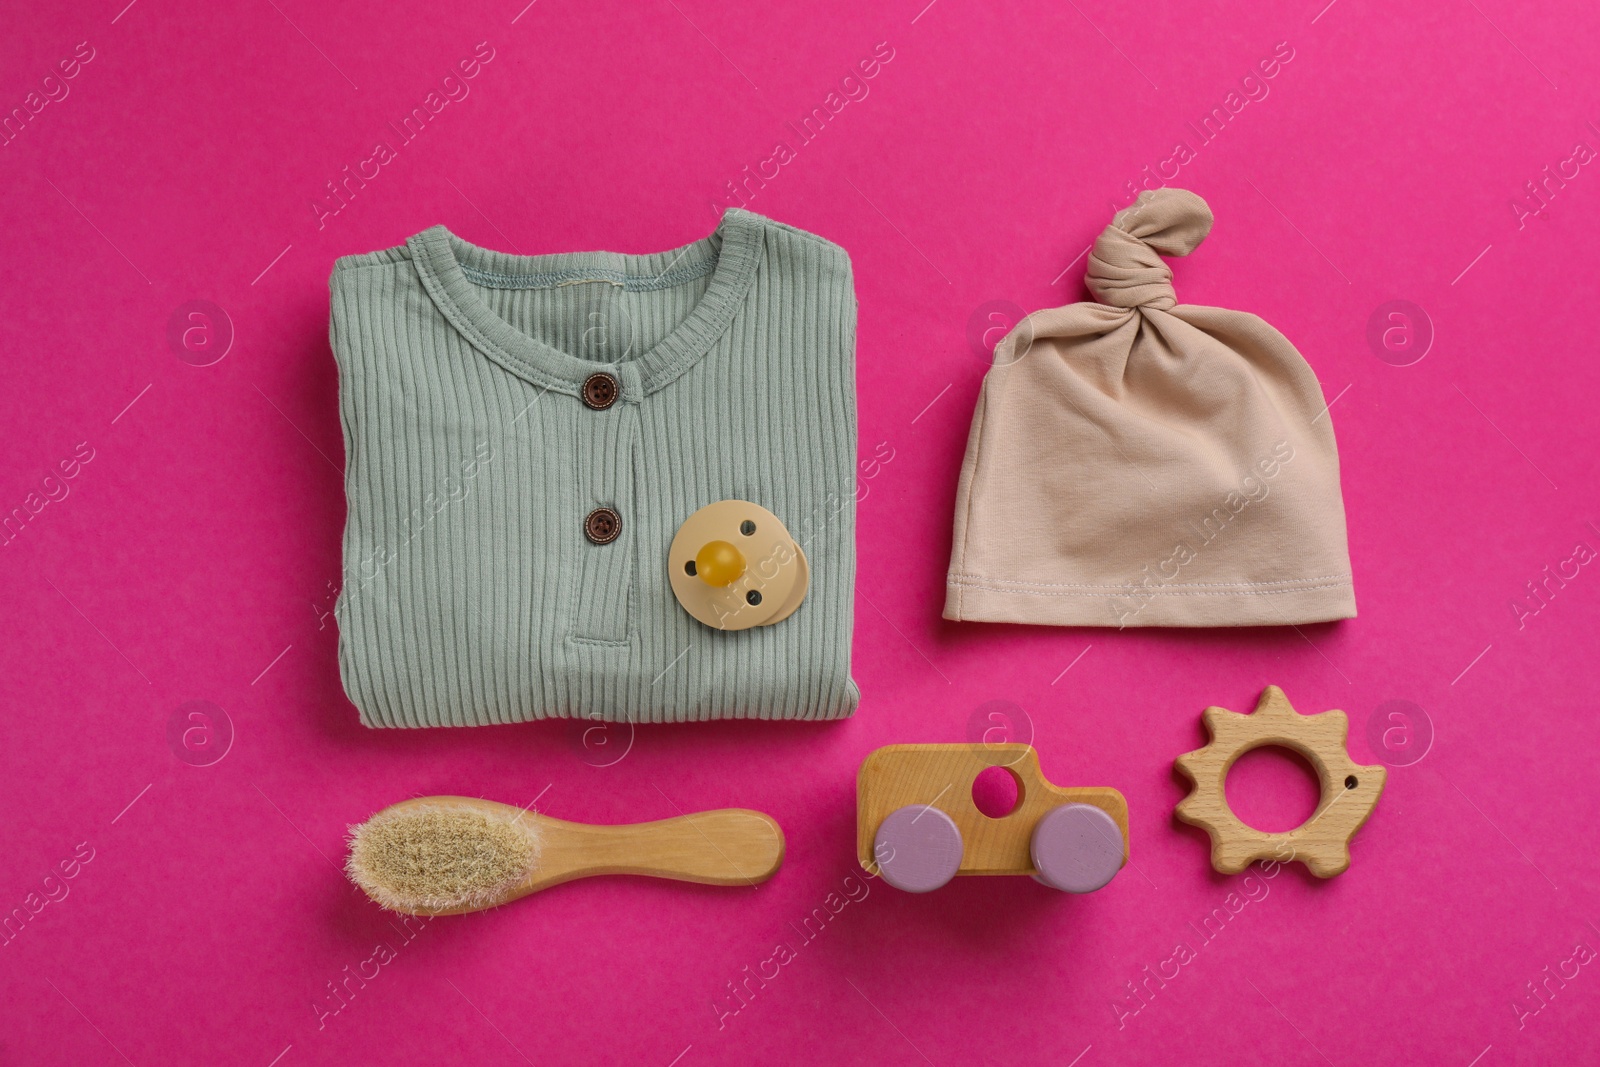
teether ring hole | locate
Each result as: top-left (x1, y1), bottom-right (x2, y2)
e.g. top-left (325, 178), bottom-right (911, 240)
top-left (1224, 745), bottom-right (1320, 834)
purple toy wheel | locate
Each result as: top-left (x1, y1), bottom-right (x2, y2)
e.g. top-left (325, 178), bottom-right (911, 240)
top-left (873, 805), bottom-right (964, 893)
top-left (1030, 803), bottom-right (1124, 893)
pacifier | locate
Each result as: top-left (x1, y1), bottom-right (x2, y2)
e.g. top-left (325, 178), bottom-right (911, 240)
top-left (668, 500), bottom-right (808, 630)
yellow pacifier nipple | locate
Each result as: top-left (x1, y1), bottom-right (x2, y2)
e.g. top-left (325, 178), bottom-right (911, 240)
top-left (694, 541), bottom-right (746, 587)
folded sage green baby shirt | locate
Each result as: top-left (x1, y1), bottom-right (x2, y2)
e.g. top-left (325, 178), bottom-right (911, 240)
top-left (329, 210), bottom-right (859, 727)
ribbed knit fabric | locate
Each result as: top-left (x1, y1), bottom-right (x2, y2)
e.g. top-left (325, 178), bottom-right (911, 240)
top-left (329, 209), bottom-right (860, 727)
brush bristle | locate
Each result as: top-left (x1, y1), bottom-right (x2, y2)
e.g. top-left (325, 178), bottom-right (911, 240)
top-left (346, 804), bottom-right (539, 913)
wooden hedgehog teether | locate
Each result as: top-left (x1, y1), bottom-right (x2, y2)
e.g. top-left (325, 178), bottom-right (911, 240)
top-left (668, 500), bottom-right (808, 631)
top-left (857, 744), bottom-right (1129, 893)
top-left (1174, 686), bottom-right (1385, 877)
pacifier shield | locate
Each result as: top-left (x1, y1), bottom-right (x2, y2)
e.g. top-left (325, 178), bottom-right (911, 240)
top-left (668, 500), bottom-right (807, 631)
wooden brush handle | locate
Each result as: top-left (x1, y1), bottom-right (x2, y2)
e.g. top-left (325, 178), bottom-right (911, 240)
top-left (540, 808), bottom-right (784, 887)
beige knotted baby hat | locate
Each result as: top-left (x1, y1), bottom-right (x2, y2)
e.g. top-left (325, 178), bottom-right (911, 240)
top-left (945, 187), bottom-right (1355, 628)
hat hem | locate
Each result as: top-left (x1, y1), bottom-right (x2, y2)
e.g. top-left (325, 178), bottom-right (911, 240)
top-left (944, 576), bottom-right (1356, 628)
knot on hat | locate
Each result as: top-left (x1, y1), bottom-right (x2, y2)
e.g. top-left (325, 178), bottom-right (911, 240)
top-left (1085, 188), bottom-right (1214, 311)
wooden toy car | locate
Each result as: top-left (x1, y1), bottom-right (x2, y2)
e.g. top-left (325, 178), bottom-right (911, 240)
top-left (857, 744), bottom-right (1130, 893)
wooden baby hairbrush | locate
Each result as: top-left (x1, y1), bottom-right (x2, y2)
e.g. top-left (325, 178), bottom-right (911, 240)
top-left (346, 796), bottom-right (784, 915)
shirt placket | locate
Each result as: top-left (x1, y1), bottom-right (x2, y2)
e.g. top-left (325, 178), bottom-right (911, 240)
top-left (569, 369), bottom-right (640, 645)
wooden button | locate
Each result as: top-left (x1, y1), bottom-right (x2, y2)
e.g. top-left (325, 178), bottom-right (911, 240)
top-left (584, 507), bottom-right (621, 545)
top-left (581, 372), bottom-right (619, 410)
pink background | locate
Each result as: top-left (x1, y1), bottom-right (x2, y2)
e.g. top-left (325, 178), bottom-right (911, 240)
top-left (3, 0), bottom-right (1598, 1063)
